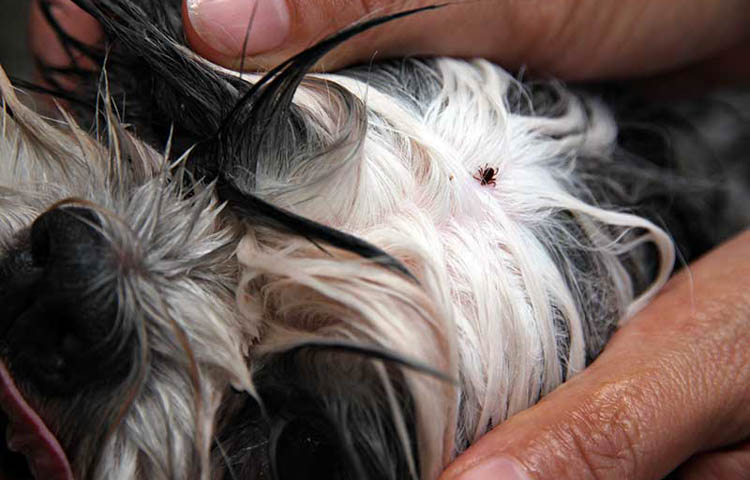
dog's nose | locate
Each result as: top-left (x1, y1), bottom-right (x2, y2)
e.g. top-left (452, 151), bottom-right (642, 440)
top-left (30, 207), bottom-right (103, 269)
top-left (0, 207), bottom-right (127, 395)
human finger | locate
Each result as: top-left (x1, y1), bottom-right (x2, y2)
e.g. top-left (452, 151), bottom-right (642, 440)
top-left (28, 0), bottom-right (102, 89)
top-left (671, 440), bottom-right (750, 480)
top-left (183, 0), bottom-right (750, 79)
top-left (439, 230), bottom-right (750, 480)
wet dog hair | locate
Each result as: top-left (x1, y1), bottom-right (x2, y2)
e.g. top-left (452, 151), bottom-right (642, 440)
top-left (0, 1), bottom-right (747, 479)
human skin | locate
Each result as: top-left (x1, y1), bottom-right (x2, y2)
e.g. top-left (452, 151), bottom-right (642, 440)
top-left (28, 1), bottom-right (750, 478)
top-left (31, 0), bottom-right (750, 86)
top-left (440, 230), bottom-right (750, 479)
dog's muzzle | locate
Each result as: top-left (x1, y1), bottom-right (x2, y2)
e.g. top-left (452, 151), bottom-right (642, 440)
top-left (0, 206), bottom-right (127, 479)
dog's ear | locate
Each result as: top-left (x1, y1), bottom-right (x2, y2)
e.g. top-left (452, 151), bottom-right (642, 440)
top-left (40, 1), bottom-right (441, 275)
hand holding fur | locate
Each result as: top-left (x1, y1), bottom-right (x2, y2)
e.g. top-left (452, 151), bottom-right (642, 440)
top-left (441, 231), bottom-right (750, 480)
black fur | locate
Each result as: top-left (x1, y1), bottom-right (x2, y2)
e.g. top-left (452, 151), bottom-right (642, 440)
top-left (38, 0), bottom-right (428, 278)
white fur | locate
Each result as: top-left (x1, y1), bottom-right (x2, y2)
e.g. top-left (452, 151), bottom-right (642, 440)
top-left (0, 51), bottom-right (677, 478)
top-left (234, 59), bottom-right (675, 478)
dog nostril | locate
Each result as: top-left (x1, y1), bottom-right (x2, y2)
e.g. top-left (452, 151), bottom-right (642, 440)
top-left (3, 207), bottom-right (126, 394)
top-left (30, 207), bottom-right (103, 267)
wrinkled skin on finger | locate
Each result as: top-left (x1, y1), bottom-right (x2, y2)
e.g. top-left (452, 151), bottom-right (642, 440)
top-left (441, 231), bottom-right (750, 480)
top-left (183, 0), bottom-right (750, 81)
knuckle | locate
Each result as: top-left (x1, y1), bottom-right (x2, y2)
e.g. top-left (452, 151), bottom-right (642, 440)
top-left (554, 380), bottom-right (651, 479)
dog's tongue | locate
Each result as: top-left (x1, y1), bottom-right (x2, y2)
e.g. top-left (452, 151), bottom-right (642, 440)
top-left (0, 363), bottom-right (73, 480)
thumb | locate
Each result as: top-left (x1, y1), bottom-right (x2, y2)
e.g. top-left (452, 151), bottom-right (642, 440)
top-left (182, 0), bottom-right (544, 72)
top-left (182, 0), bottom-right (750, 79)
top-left (440, 231), bottom-right (750, 480)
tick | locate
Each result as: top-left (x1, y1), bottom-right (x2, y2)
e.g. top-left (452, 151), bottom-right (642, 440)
top-left (473, 164), bottom-right (498, 187)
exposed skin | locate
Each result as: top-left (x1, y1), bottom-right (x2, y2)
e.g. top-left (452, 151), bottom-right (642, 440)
top-left (180, 0), bottom-right (750, 85)
top-left (28, 1), bottom-right (750, 479)
top-left (28, 0), bottom-right (101, 90)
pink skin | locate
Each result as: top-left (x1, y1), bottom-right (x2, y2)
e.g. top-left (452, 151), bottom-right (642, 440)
top-left (0, 363), bottom-right (73, 480)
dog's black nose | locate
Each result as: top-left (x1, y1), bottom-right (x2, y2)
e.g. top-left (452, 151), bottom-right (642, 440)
top-left (0, 207), bottom-right (127, 395)
top-left (30, 207), bottom-right (104, 269)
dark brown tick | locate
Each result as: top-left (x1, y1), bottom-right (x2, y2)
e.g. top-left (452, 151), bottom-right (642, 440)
top-left (473, 164), bottom-right (498, 187)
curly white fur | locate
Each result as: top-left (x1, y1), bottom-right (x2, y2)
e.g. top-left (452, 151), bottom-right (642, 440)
top-left (0, 51), bottom-right (676, 479)
top-left (230, 58), bottom-right (675, 478)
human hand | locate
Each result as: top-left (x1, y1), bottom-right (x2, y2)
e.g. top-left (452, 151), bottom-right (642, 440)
top-left (181, 0), bottom-right (750, 84)
top-left (30, 0), bottom-right (750, 84)
top-left (440, 230), bottom-right (750, 480)
top-left (28, 0), bottom-right (101, 90)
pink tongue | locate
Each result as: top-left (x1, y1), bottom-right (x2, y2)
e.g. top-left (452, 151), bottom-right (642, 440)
top-left (0, 362), bottom-right (73, 480)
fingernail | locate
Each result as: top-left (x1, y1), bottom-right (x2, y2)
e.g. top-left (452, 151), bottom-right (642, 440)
top-left (456, 458), bottom-right (530, 480)
top-left (186, 0), bottom-right (290, 57)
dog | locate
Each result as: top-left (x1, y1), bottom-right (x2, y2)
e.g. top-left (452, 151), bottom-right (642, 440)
top-left (1, 1), bottom-right (748, 479)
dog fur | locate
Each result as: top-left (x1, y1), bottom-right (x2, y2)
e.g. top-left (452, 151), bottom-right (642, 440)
top-left (0, 1), bottom-right (748, 479)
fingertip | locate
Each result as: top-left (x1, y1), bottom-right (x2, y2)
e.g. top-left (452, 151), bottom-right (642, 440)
top-left (183, 0), bottom-right (292, 70)
top-left (28, 0), bottom-right (102, 69)
top-left (181, 0), bottom-right (434, 72)
top-left (441, 457), bottom-right (530, 480)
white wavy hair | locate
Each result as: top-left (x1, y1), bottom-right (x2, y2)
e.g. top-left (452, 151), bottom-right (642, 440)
top-left (228, 58), bottom-right (675, 478)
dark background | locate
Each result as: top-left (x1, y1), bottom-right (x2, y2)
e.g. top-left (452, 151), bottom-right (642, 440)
top-left (0, 0), bottom-right (33, 80)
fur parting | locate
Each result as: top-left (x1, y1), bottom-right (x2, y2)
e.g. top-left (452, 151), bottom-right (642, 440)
top-left (225, 58), bottom-right (676, 477)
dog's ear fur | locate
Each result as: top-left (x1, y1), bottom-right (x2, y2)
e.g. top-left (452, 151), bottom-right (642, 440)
top-left (41, 0), bottom-right (439, 276)
top-left (39, 2), bottom-right (448, 478)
